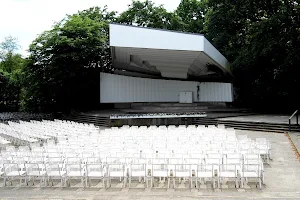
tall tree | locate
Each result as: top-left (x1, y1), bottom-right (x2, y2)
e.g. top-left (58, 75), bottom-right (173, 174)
top-left (0, 36), bottom-right (24, 111)
top-left (23, 7), bottom-right (116, 112)
top-left (118, 0), bottom-right (183, 31)
top-left (175, 0), bottom-right (208, 33)
top-left (205, 0), bottom-right (300, 111)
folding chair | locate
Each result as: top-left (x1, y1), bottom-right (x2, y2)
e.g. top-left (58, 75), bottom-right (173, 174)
top-left (151, 164), bottom-right (168, 188)
top-left (173, 164), bottom-right (191, 189)
top-left (25, 163), bottom-right (47, 186)
top-left (128, 163), bottom-right (146, 188)
top-left (219, 163), bottom-right (240, 188)
top-left (65, 163), bottom-right (86, 187)
top-left (196, 163), bottom-right (219, 189)
top-left (3, 163), bottom-right (27, 186)
top-left (86, 163), bottom-right (105, 188)
top-left (46, 163), bottom-right (66, 186)
top-left (240, 163), bottom-right (262, 190)
top-left (107, 164), bottom-right (126, 188)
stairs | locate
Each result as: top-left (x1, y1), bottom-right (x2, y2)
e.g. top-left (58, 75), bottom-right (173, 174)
top-left (192, 118), bottom-right (300, 133)
top-left (68, 113), bottom-right (110, 127)
top-left (126, 103), bottom-right (249, 114)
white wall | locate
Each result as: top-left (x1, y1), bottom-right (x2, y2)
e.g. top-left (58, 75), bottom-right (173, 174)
top-left (100, 73), bottom-right (233, 103)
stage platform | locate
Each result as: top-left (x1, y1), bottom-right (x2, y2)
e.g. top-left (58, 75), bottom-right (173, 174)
top-left (80, 103), bottom-right (252, 119)
top-left (68, 103), bottom-right (299, 132)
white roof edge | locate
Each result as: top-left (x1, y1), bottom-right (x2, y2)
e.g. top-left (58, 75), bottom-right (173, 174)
top-left (110, 23), bottom-right (230, 69)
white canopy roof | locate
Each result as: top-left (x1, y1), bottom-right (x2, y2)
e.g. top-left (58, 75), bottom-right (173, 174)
top-left (110, 23), bottom-right (230, 79)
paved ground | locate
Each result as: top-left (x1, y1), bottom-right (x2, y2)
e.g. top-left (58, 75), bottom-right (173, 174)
top-left (218, 115), bottom-right (298, 125)
top-left (0, 130), bottom-right (299, 200)
top-left (290, 132), bottom-right (300, 155)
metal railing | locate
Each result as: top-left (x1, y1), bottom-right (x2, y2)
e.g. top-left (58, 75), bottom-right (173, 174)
top-left (289, 110), bottom-right (299, 132)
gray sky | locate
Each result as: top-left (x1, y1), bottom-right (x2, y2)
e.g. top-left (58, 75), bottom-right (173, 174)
top-left (0, 0), bottom-right (181, 56)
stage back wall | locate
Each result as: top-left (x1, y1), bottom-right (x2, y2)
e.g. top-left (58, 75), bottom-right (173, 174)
top-left (100, 73), bottom-right (233, 103)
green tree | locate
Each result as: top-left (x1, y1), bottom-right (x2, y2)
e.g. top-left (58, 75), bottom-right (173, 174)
top-left (0, 36), bottom-right (25, 111)
top-left (23, 7), bottom-right (116, 112)
top-left (118, 0), bottom-right (183, 31)
top-left (205, 0), bottom-right (300, 111)
top-left (175, 0), bottom-right (208, 33)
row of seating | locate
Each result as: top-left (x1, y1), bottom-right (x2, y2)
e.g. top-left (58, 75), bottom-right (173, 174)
top-left (0, 120), bottom-right (269, 189)
top-left (1, 160), bottom-right (262, 189)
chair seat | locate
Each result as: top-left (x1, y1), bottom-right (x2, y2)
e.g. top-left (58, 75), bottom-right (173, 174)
top-left (131, 171), bottom-right (145, 177)
top-left (153, 171), bottom-right (168, 177)
top-left (67, 171), bottom-right (84, 177)
top-left (48, 171), bottom-right (66, 177)
top-left (7, 171), bottom-right (26, 176)
top-left (241, 172), bottom-right (259, 178)
top-left (88, 171), bottom-right (103, 177)
top-left (176, 171), bottom-right (190, 177)
top-left (110, 171), bottom-right (124, 177)
top-left (197, 172), bottom-right (212, 178)
top-left (28, 171), bottom-right (46, 176)
top-left (219, 172), bottom-right (236, 178)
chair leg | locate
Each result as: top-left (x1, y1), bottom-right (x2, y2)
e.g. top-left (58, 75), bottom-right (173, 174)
top-left (172, 178), bottom-right (175, 189)
top-left (151, 177), bottom-right (153, 188)
top-left (259, 178), bottom-right (262, 190)
top-left (123, 177), bottom-right (127, 188)
top-left (40, 177), bottom-right (43, 187)
top-left (129, 178), bottom-right (131, 188)
top-left (240, 178), bottom-right (244, 188)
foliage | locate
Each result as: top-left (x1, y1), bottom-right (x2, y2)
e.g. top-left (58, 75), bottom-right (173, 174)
top-left (0, 36), bottom-right (25, 112)
top-left (175, 0), bottom-right (208, 33)
top-left (118, 0), bottom-right (184, 31)
top-left (205, 0), bottom-right (300, 111)
top-left (22, 7), bottom-right (116, 112)
top-left (2, 0), bottom-right (300, 113)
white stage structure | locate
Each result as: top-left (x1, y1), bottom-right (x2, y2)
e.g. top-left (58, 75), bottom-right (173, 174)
top-left (101, 24), bottom-right (233, 104)
top-left (100, 73), bottom-right (233, 103)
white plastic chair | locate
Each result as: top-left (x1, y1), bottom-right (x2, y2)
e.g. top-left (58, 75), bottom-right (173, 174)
top-left (196, 163), bottom-right (219, 189)
top-left (128, 163), bottom-right (146, 188)
top-left (107, 164), bottom-right (126, 188)
top-left (25, 163), bottom-right (47, 186)
top-left (3, 163), bottom-right (27, 186)
top-left (46, 163), bottom-right (66, 186)
top-left (240, 163), bottom-right (262, 190)
top-left (86, 163), bottom-right (105, 188)
top-left (65, 163), bottom-right (86, 187)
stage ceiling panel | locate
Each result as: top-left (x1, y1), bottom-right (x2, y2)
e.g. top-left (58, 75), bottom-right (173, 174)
top-left (110, 23), bottom-right (230, 79)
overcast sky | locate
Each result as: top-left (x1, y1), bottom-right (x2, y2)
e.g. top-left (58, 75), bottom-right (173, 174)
top-left (0, 0), bottom-right (181, 56)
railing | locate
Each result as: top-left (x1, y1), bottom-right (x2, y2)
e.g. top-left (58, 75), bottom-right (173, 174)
top-left (289, 110), bottom-right (299, 132)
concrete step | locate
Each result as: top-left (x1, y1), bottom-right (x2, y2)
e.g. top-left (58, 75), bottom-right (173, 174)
top-left (192, 118), bottom-right (300, 133)
top-left (67, 114), bottom-right (111, 127)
